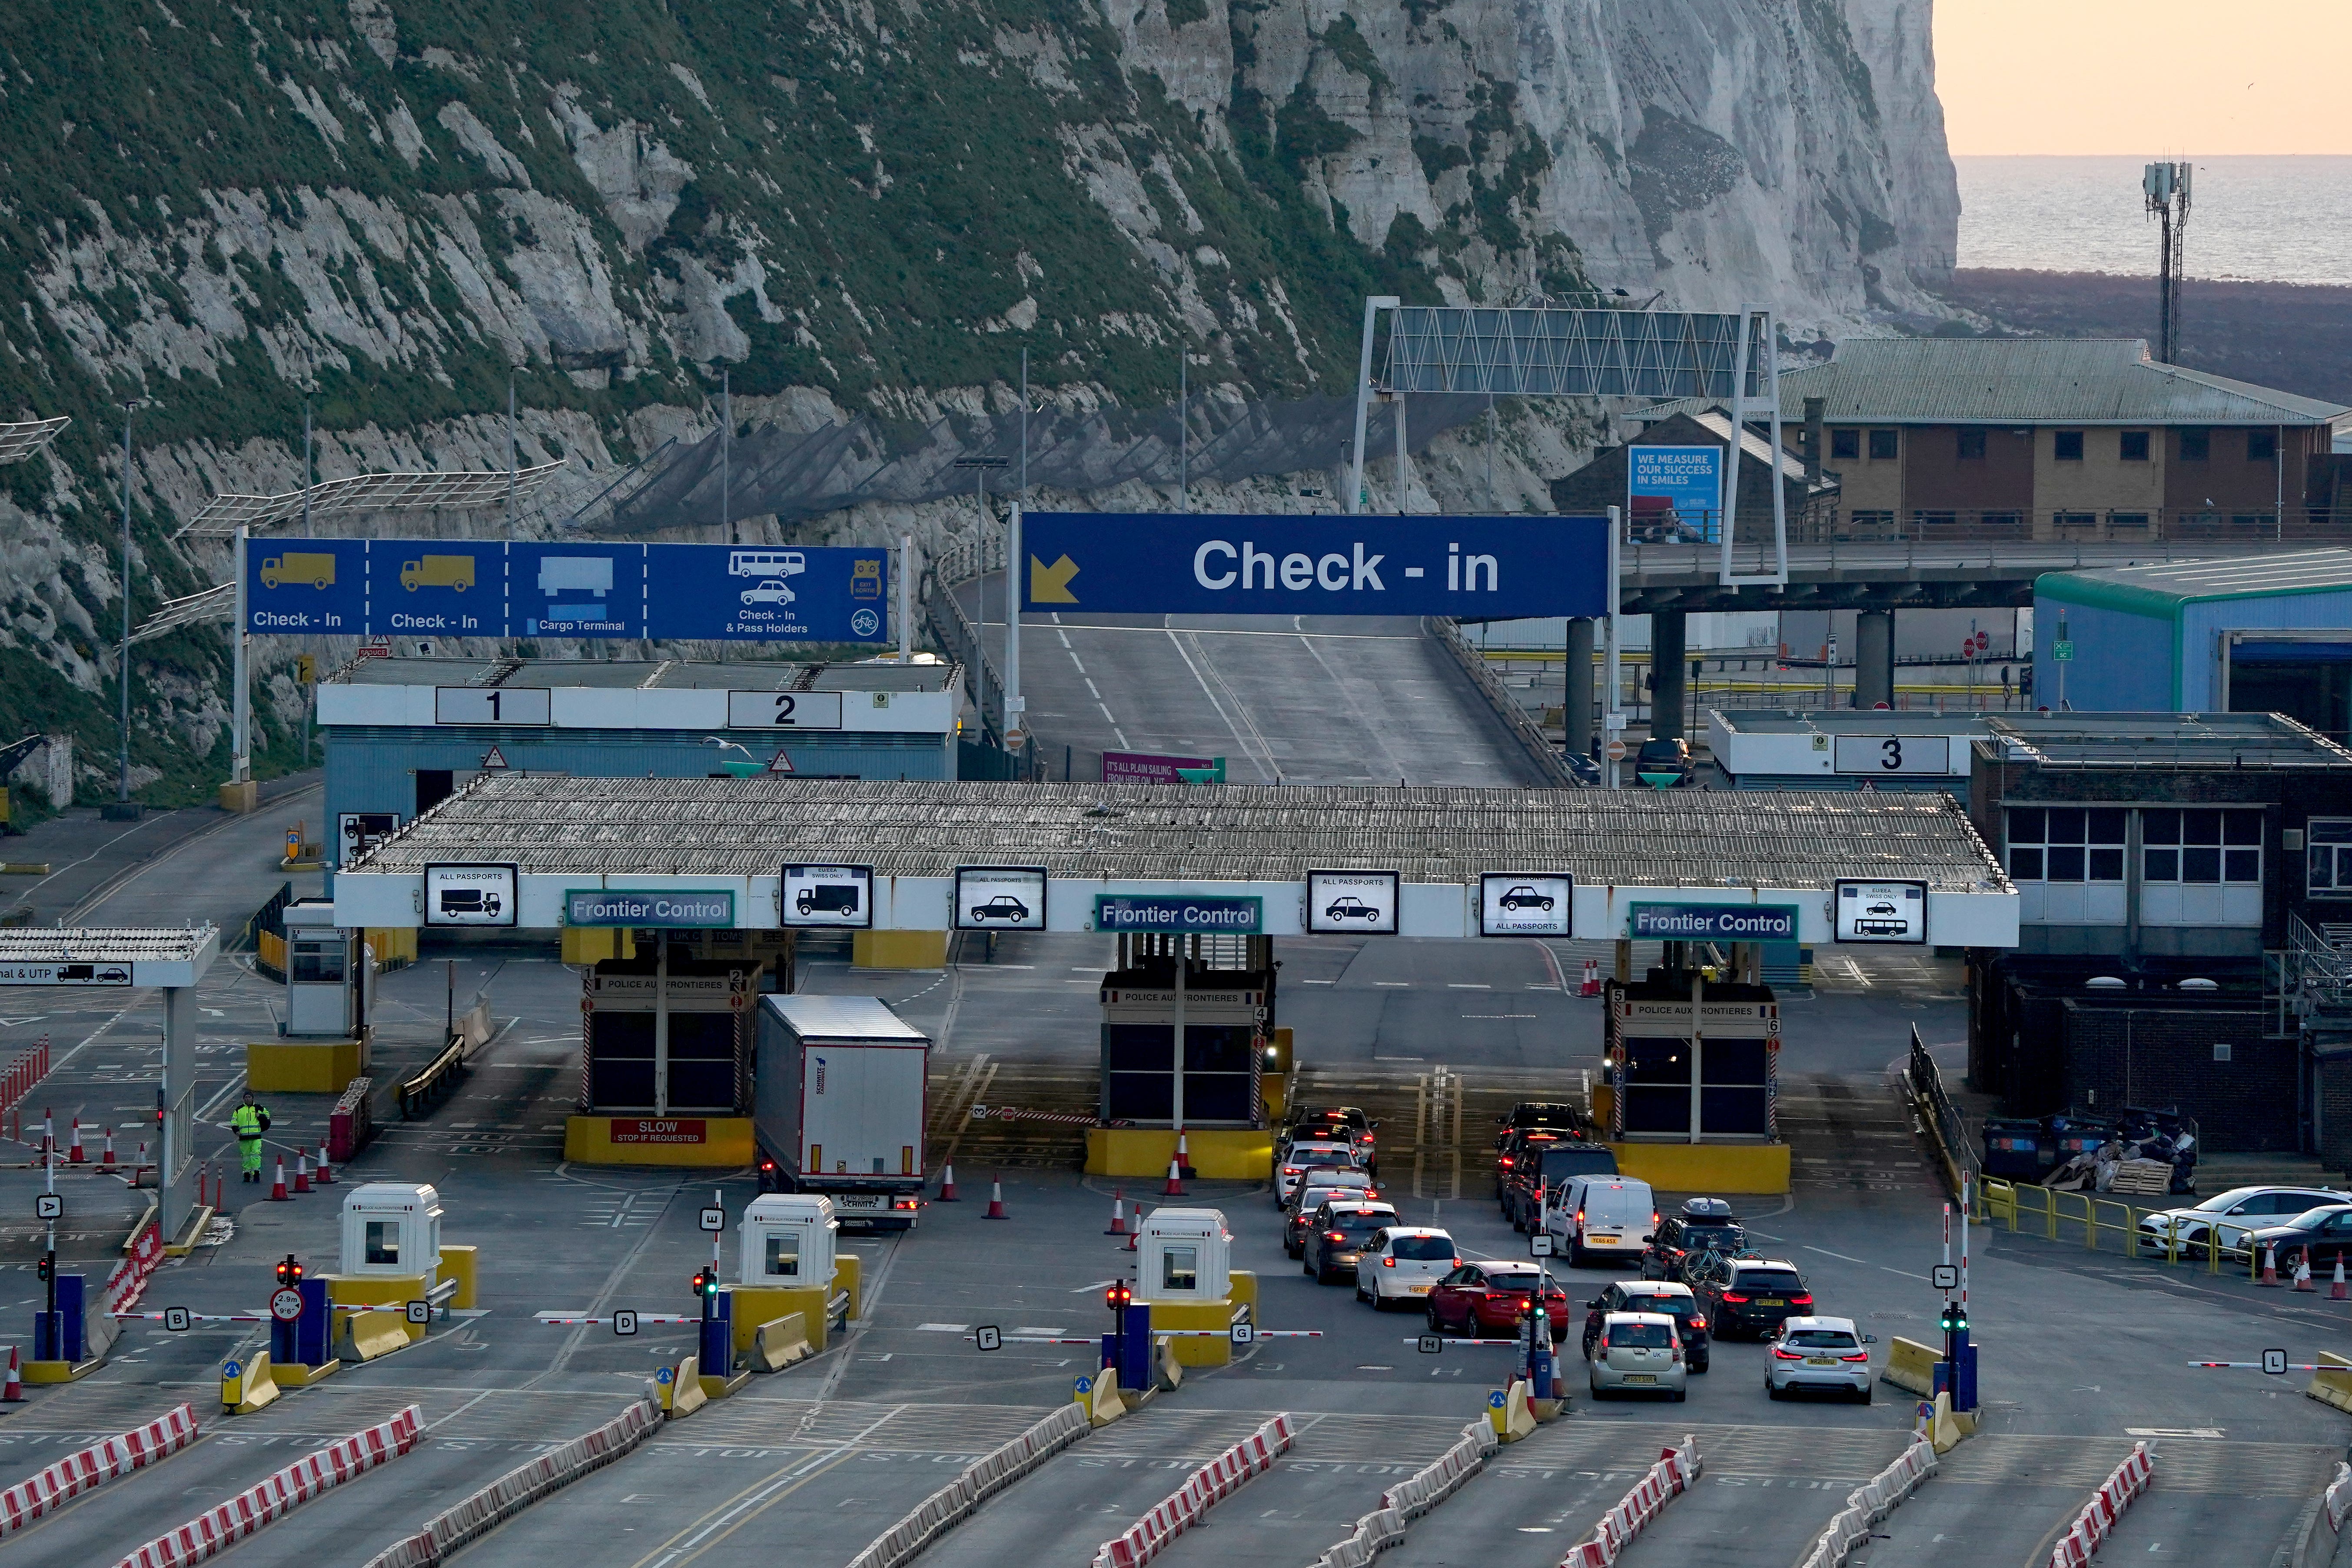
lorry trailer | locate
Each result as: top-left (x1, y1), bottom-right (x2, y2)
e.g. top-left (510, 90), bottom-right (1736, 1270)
top-left (754, 994), bottom-right (927, 1230)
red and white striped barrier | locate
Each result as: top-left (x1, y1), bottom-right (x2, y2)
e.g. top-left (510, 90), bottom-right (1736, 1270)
top-left (114, 1405), bottom-right (422, 1568)
top-left (0, 1038), bottom-right (48, 1124)
top-left (2047, 1442), bottom-right (2153, 1568)
top-left (1557, 1435), bottom-right (1702, 1568)
top-left (0, 1402), bottom-right (200, 1538)
top-left (1093, 1414), bottom-right (1293, 1568)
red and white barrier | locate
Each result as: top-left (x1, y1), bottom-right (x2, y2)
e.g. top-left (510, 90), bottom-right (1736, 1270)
top-left (1093, 1414), bottom-right (1293, 1568)
top-left (2324, 1461), bottom-right (2352, 1536)
top-left (1557, 1435), bottom-right (1702, 1568)
top-left (115, 1405), bottom-right (422, 1568)
top-left (2047, 1442), bottom-right (2153, 1568)
top-left (0, 1038), bottom-right (47, 1123)
top-left (0, 1402), bottom-right (200, 1538)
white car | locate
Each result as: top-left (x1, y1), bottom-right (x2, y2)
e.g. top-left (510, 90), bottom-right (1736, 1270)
top-left (2136, 1186), bottom-right (2349, 1258)
top-left (1277, 1142), bottom-right (1362, 1203)
top-left (1765, 1316), bottom-right (1876, 1402)
top-left (1587, 1311), bottom-right (1688, 1401)
top-left (1355, 1226), bottom-right (1458, 1310)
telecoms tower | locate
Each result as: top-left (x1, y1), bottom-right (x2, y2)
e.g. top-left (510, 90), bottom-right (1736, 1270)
top-left (2143, 162), bottom-right (2192, 363)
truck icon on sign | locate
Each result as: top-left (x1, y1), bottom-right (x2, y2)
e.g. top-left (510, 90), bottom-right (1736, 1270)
top-left (402, 555), bottom-right (476, 592)
top-left (797, 883), bottom-right (861, 917)
top-left (260, 552), bottom-right (337, 589)
top-left (438, 887), bottom-right (502, 918)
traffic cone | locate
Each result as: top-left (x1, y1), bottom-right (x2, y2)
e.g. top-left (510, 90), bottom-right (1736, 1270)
top-left (1106, 1192), bottom-right (1129, 1235)
top-left (1126, 1223), bottom-right (1139, 1252)
top-left (68, 1116), bottom-right (83, 1164)
top-left (293, 1151), bottom-right (312, 1194)
top-left (2332, 1258), bottom-right (2348, 1302)
top-left (2294, 1256), bottom-right (2315, 1291)
top-left (2260, 1245), bottom-right (2280, 1286)
top-left (984, 1178), bottom-right (1009, 1220)
top-left (1579, 958), bottom-right (1600, 997)
top-left (1, 1345), bottom-right (20, 1402)
top-left (1176, 1132), bottom-right (1195, 1180)
top-left (937, 1163), bottom-right (959, 1202)
top-left (269, 1157), bottom-right (289, 1201)
top-left (1163, 1157), bottom-right (1186, 1197)
top-left (316, 1140), bottom-right (334, 1183)
top-left (101, 1127), bottom-right (116, 1169)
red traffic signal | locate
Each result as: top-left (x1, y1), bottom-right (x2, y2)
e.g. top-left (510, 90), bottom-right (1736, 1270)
top-left (35, 1253), bottom-right (53, 1282)
top-left (275, 1254), bottom-right (304, 1288)
top-left (692, 1266), bottom-right (719, 1299)
top-left (1105, 1280), bottom-right (1133, 1311)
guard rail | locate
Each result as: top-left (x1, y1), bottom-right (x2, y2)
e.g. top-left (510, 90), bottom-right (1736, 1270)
top-left (845, 1401), bottom-right (1090, 1568)
top-left (1428, 617), bottom-right (1576, 787)
top-left (1978, 1177), bottom-right (2266, 1278)
top-left (1794, 1438), bottom-right (1937, 1568)
top-left (1308, 1417), bottom-right (1496, 1568)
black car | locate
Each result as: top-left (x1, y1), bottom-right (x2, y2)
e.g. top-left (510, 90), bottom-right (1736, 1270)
top-left (1493, 1103), bottom-right (1588, 1194)
top-left (1641, 1200), bottom-right (1751, 1282)
top-left (1631, 737), bottom-right (1691, 787)
top-left (1580, 1280), bottom-right (1711, 1372)
top-left (1498, 885), bottom-right (1556, 911)
top-left (1695, 1259), bottom-right (1814, 1340)
top-left (1301, 1201), bottom-right (1399, 1284)
top-left (1564, 752), bottom-right (1602, 787)
top-left (1503, 1140), bottom-right (1620, 1231)
top-left (2232, 1205), bottom-right (2352, 1272)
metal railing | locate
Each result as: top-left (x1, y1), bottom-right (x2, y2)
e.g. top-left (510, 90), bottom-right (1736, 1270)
top-left (2289, 912), bottom-right (2352, 1013)
top-left (1977, 1177), bottom-right (2268, 1279)
top-left (922, 562), bottom-right (1008, 746)
top-left (1903, 1027), bottom-right (1974, 1197)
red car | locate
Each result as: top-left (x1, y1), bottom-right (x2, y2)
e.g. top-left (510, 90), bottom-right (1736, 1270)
top-left (1424, 1261), bottom-right (1572, 1337)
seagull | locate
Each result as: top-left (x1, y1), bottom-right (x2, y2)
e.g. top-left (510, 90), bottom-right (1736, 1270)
top-left (703, 737), bottom-right (754, 759)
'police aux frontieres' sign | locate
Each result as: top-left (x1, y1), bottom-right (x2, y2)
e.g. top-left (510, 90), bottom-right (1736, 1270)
top-left (1020, 514), bottom-right (1611, 619)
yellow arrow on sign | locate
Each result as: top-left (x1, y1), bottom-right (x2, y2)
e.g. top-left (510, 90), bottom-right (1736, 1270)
top-left (1030, 553), bottom-right (1080, 605)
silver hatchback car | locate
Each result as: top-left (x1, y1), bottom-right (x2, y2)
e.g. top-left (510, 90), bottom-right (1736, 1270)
top-left (1764, 1316), bottom-right (1877, 1402)
top-left (1586, 1310), bottom-right (1688, 1401)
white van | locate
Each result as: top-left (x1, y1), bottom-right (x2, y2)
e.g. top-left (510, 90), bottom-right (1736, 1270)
top-left (1545, 1175), bottom-right (1656, 1268)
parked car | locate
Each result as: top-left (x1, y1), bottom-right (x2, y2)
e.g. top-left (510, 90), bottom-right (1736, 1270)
top-left (1301, 1200), bottom-right (1399, 1283)
top-left (1641, 1198), bottom-right (1752, 1283)
top-left (1564, 752), bottom-right (1602, 787)
top-left (1631, 736), bottom-right (1692, 787)
top-left (1586, 1311), bottom-right (1687, 1401)
top-left (1694, 1259), bottom-right (1814, 1341)
top-left (1284, 1173), bottom-right (1378, 1254)
top-left (2136, 1186), bottom-right (2350, 1259)
top-left (1276, 1142), bottom-right (1363, 1203)
top-left (1355, 1227), bottom-right (1458, 1310)
top-left (1423, 1262), bottom-right (1572, 1338)
top-left (1580, 1280), bottom-right (1710, 1372)
top-left (1542, 1175), bottom-right (1656, 1268)
top-left (1765, 1316), bottom-right (1876, 1402)
top-left (2228, 1205), bottom-right (2352, 1272)
top-left (1502, 1140), bottom-right (1620, 1232)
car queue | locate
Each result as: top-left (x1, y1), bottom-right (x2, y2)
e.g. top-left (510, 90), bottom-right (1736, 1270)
top-left (1261, 1103), bottom-right (1873, 1405)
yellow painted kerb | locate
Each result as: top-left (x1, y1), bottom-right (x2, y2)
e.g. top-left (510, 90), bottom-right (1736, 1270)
top-left (1086, 1128), bottom-right (1272, 1179)
top-left (563, 1116), bottom-right (755, 1167)
top-left (1606, 1141), bottom-right (1791, 1195)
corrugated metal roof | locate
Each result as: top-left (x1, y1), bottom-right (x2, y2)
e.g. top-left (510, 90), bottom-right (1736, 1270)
top-left (2038, 548), bottom-right (2352, 607)
top-left (352, 775), bottom-right (2008, 891)
top-left (1983, 711), bottom-right (2352, 769)
top-left (1645, 338), bottom-right (2351, 427)
top-left (0, 927), bottom-right (216, 963)
top-left (766, 994), bottom-right (929, 1041)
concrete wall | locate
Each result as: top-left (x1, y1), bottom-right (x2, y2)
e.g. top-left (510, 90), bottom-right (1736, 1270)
top-left (2061, 1000), bottom-right (2291, 1151)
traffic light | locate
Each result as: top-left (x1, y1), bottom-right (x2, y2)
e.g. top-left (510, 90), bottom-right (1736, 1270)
top-left (1105, 1280), bottom-right (1133, 1312)
top-left (692, 1266), bottom-right (719, 1301)
top-left (35, 1253), bottom-right (53, 1283)
top-left (276, 1254), bottom-right (304, 1288)
top-left (1938, 1299), bottom-right (1968, 1335)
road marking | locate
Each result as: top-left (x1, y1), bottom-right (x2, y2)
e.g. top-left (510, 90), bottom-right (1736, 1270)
top-left (1804, 1246), bottom-right (1870, 1265)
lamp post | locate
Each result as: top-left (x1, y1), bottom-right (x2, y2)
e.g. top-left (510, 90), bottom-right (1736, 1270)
top-left (113, 399), bottom-right (140, 815)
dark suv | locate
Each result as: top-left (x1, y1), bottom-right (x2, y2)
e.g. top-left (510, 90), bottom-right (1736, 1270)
top-left (1695, 1259), bottom-right (1814, 1340)
top-left (1631, 737), bottom-right (1691, 787)
top-left (1641, 1200), bottom-right (1750, 1282)
top-left (1301, 1201), bottom-right (1399, 1284)
top-left (1493, 1103), bottom-right (1587, 1195)
top-left (1502, 1141), bottom-right (1620, 1232)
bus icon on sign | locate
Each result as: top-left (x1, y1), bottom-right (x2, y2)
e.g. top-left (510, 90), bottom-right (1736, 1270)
top-left (728, 549), bottom-right (807, 579)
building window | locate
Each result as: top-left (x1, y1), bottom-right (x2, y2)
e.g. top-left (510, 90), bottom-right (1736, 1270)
top-left (2143, 809), bottom-right (2262, 884)
top-left (1846, 509), bottom-right (1896, 533)
top-left (2309, 819), bottom-right (2352, 896)
top-left (2120, 431), bottom-right (2151, 461)
top-left (2053, 512), bottom-right (2098, 533)
top-left (2179, 429), bottom-right (2211, 462)
top-left (2007, 807), bottom-right (2127, 882)
top-left (1831, 428), bottom-right (1860, 460)
top-left (2109, 512), bottom-right (2151, 533)
top-left (1868, 429), bottom-right (1899, 461)
top-left (2248, 429), bottom-right (2278, 462)
top-left (2053, 430), bottom-right (2085, 461)
top-left (1957, 429), bottom-right (1987, 461)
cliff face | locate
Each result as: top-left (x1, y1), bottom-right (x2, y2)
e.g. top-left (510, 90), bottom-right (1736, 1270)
top-left (0, 0), bottom-right (1954, 802)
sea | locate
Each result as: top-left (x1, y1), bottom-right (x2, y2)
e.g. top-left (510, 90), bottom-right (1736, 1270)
top-left (1955, 155), bottom-right (2352, 286)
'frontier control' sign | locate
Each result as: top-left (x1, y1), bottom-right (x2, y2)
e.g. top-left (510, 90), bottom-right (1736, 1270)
top-left (565, 890), bottom-right (735, 928)
top-left (1093, 894), bottom-right (1263, 933)
top-left (1627, 903), bottom-right (1798, 942)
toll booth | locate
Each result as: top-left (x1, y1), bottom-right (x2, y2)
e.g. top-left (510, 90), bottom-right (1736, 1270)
top-left (738, 1194), bottom-right (837, 1286)
top-left (1601, 973), bottom-right (1780, 1142)
top-left (581, 950), bottom-right (759, 1114)
top-left (1135, 1207), bottom-right (1230, 1302)
top-left (339, 1182), bottom-right (444, 1287)
top-left (1099, 937), bottom-right (1272, 1126)
top-left (283, 900), bottom-right (369, 1037)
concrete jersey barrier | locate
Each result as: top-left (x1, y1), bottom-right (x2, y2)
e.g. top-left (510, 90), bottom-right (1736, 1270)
top-left (1307, 1418), bottom-right (1498, 1568)
top-left (1793, 1438), bottom-right (1938, 1568)
top-left (117, 1405), bottom-right (421, 1568)
top-left (844, 1401), bottom-right (1093, 1568)
top-left (0, 1402), bottom-right (200, 1538)
top-left (356, 1389), bottom-right (663, 1568)
top-left (1093, 1414), bottom-right (1294, 1568)
top-left (1557, 1435), bottom-right (1701, 1568)
top-left (2326, 1462), bottom-right (2352, 1536)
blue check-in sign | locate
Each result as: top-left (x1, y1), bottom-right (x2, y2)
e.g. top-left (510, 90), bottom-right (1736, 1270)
top-left (1627, 903), bottom-right (1798, 941)
top-left (1094, 894), bottom-right (1263, 933)
top-left (565, 889), bottom-right (736, 927)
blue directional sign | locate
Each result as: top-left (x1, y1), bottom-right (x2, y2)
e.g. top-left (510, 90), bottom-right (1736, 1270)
top-left (246, 540), bottom-right (888, 642)
top-left (1019, 513), bottom-right (1611, 618)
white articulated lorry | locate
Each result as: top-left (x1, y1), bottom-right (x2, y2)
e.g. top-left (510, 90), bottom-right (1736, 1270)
top-left (754, 994), bottom-right (928, 1231)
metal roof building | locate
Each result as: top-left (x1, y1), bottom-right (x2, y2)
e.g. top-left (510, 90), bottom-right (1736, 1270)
top-left (2033, 551), bottom-right (2352, 731)
top-left (331, 774), bottom-right (2019, 946)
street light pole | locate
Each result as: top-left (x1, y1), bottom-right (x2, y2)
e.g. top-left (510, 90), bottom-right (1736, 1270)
top-left (116, 400), bottom-right (138, 808)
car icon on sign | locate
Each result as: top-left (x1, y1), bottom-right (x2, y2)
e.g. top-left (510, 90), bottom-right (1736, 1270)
top-left (968, 895), bottom-right (1031, 924)
top-left (1498, 885), bottom-right (1555, 911)
top-left (1324, 896), bottom-right (1382, 921)
top-left (1866, 901), bottom-right (1898, 915)
top-left (742, 579), bottom-right (797, 606)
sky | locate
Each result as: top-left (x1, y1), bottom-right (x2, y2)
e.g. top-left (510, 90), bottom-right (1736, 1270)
top-left (1933, 1), bottom-right (2352, 155)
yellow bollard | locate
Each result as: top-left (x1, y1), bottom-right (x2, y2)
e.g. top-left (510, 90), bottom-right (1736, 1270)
top-left (222, 1350), bottom-right (281, 1415)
